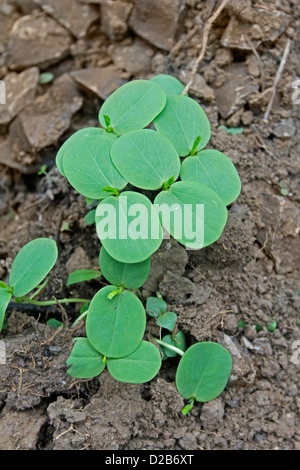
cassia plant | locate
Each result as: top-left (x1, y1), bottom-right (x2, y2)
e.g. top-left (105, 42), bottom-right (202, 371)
top-left (1, 75), bottom-right (241, 413)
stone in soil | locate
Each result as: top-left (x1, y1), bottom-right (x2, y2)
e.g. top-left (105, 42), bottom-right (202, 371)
top-left (256, 193), bottom-right (300, 274)
top-left (101, 0), bottom-right (133, 41)
top-left (12, 73), bottom-right (83, 151)
top-left (0, 67), bottom-right (39, 125)
top-left (71, 65), bottom-right (127, 100)
top-left (129, 0), bottom-right (186, 51)
top-left (213, 63), bottom-right (259, 118)
top-left (179, 70), bottom-right (215, 102)
top-left (33, 0), bottom-right (99, 39)
top-left (107, 37), bottom-right (153, 75)
top-left (6, 11), bottom-right (72, 71)
top-left (221, 7), bottom-right (290, 51)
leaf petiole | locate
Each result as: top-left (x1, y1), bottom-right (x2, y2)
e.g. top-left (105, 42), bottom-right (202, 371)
top-left (17, 296), bottom-right (91, 306)
top-left (151, 337), bottom-right (185, 357)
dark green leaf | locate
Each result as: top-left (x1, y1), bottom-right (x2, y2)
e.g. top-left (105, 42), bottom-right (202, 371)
top-left (84, 209), bottom-right (96, 226)
top-left (9, 238), bottom-right (58, 298)
top-left (66, 269), bottom-right (101, 287)
top-left (156, 311), bottom-right (177, 331)
top-left (86, 286), bottom-right (146, 358)
top-left (0, 287), bottom-right (12, 333)
top-left (160, 331), bottom-right (186, 358)
top-left (175, 342), bottom-right (232, 402)
top-left (146, 296), bottom-right (167, 317)
top-left (66, 337), bottom-right (105, 379)
top-left (47, 318), bottom-right (65, 330)
top-left (99, 247), bottom-right (151, 289)
top-left (107, 341), bottom-right (161, 383)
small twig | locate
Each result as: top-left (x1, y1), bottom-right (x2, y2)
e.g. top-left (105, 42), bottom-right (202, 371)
top-left (245, 36), bottom-right (266, 91)
top-left (182, 0), bottom-right (231, 96)
top-left (263, 38), bottom-right (292, 123)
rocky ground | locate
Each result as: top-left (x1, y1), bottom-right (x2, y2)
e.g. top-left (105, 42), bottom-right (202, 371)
top-left (0, 0), bottom-right (299, 450)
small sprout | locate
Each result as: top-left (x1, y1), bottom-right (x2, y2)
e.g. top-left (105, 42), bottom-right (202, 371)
top-left (66, 269), bottom-right (101, 287)
top-left (146, 296), bottom-right (167, 318)
top-left (279, 181), bottom-right (289, 196)
top-left (47, 318), bottom-right (65, 330)
top-left (39, 72), bottom-right (55, 85)
top-left (218, 125), bottom-right (244, 135)
top-left (38, 164), bottom-right (48, 176)
top-left (84, 209), bottom-right (96, 226)
top-left (103, 114), bottom-right (114, 133)
top-left (182, 399), bottom-right (195, 416)
top-left (156, 311), bottom-right (177, 332)
top-left (61, 221), bottom-right (71, 232)
top-left (266, 319), bottom-right (277, 333)
top-left (190, 135), bottom-right (201, 156)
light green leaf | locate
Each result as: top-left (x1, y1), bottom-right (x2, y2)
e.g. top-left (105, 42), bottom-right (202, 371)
top-left (0, 287), bottom-right (12, 333)
top-left (66, 269), bottom-right (101, 287)
top-left (154, 181), bottom-right (228, 249)
top-left (47, 318), bottom-right (65, 329)
top-left (110, 129), bottom-right (180, 190)
top-left (154, 95), bottom-right (211, 156)
top-left (86, 286), bottom-right (146, 358)
top-left (98, 80), bottom-right (166, 135)
top-left (39, 72), bottom-right (55, 85)
top-left (156, 311), bottom-right (177, 331)
top-left (9, 238), bottom-right (58, 298)
top-left (180, 149), bottom-right (241, 206)
top-left (96, 191), bottom-right (163, 264)
top-left (99, 247), bottom-right (151, 289)
top-left (56, 127), bottom-right (115, 177)
top-left (63, 134), bottom-right (127, 199)
top-left (66, 337), bottom-right (105, 379)
top-left (146, 296), bottom-right (167, 317)
top-left (151, 74), bottom-right (185, 96)
top-left (175, 342), bottom-right (232, 402)
top-left (107, 341), bottom-right (161, 383)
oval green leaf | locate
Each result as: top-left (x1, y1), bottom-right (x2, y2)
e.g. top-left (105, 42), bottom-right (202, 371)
top-left (9, 238), bottom-right (58, 298)
top-left (154, 181), bottom-right (228, 250)
top-left (180, 149), bottom-right (241, 206)
top-left (151, 74), bottom-right (185, 96)
top-left (146, 296), bottom-right (167, 317)
top-left (156, 311), bottom-right (177, 331)
top-left (161, 331), bottom-right (186, 358)
top-left (86, 286), bottom-right (146, 358)
top-left (56, 127), bottom-right (115, 177)
top-left (98, 80), bottom-right (166, 136)
top-left (96, 191), bottom-right (163, 264)
top-left (66, 269), bottom-right (101, 287)
top-left (0, 287), bottom-right (12, 332)
top-left (66, 337), bottom-right (105, 379)
top-left (154, 95), bottom-right (211, 156)
top-left (99, 247), bottom-right (151, 289)
top-left (63, 134), bottom-right (127, 199)
top-left (110, 129), bottom-right (180, 190)
top-left (107, 341), bottom-right (161, 383)
top-left (176, 342), bottom-right (232, 402)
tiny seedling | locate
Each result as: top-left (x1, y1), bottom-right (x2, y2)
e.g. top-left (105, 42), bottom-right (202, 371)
top-left (1, 75), bottom-right (242, 414)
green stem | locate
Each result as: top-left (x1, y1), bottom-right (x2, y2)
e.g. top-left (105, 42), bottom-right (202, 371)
top-left (18, 296), bottom-right (91, 306)
top-left (29, 278), bottom-right (49, 299)
top-left (152, 338), bottom-right (184, 357)
top-left (71, 310), bottom-right (88, 328)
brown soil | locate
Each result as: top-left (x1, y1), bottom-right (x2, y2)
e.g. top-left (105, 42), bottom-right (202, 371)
top-left (0, 0), bottom-right (299, 450)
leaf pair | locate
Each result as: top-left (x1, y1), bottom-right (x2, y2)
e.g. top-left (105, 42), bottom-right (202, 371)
top-left (146, 296), bottom-right (177, 332)
top-left (1, 238), bottom-right (58, 333)
top-left (67, 338), bottom-right (161, 384)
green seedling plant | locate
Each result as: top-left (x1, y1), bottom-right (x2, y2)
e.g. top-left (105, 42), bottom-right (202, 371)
top-left (1, 75), bottom-right (242, 414)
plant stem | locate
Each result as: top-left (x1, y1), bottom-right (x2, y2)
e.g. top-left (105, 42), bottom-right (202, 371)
top-left (29, 278), bottom-right (49, 299)
top-left (18, 296), bottom-right (91, 306)
top-left (152, 338), bottom-right (184, 356)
